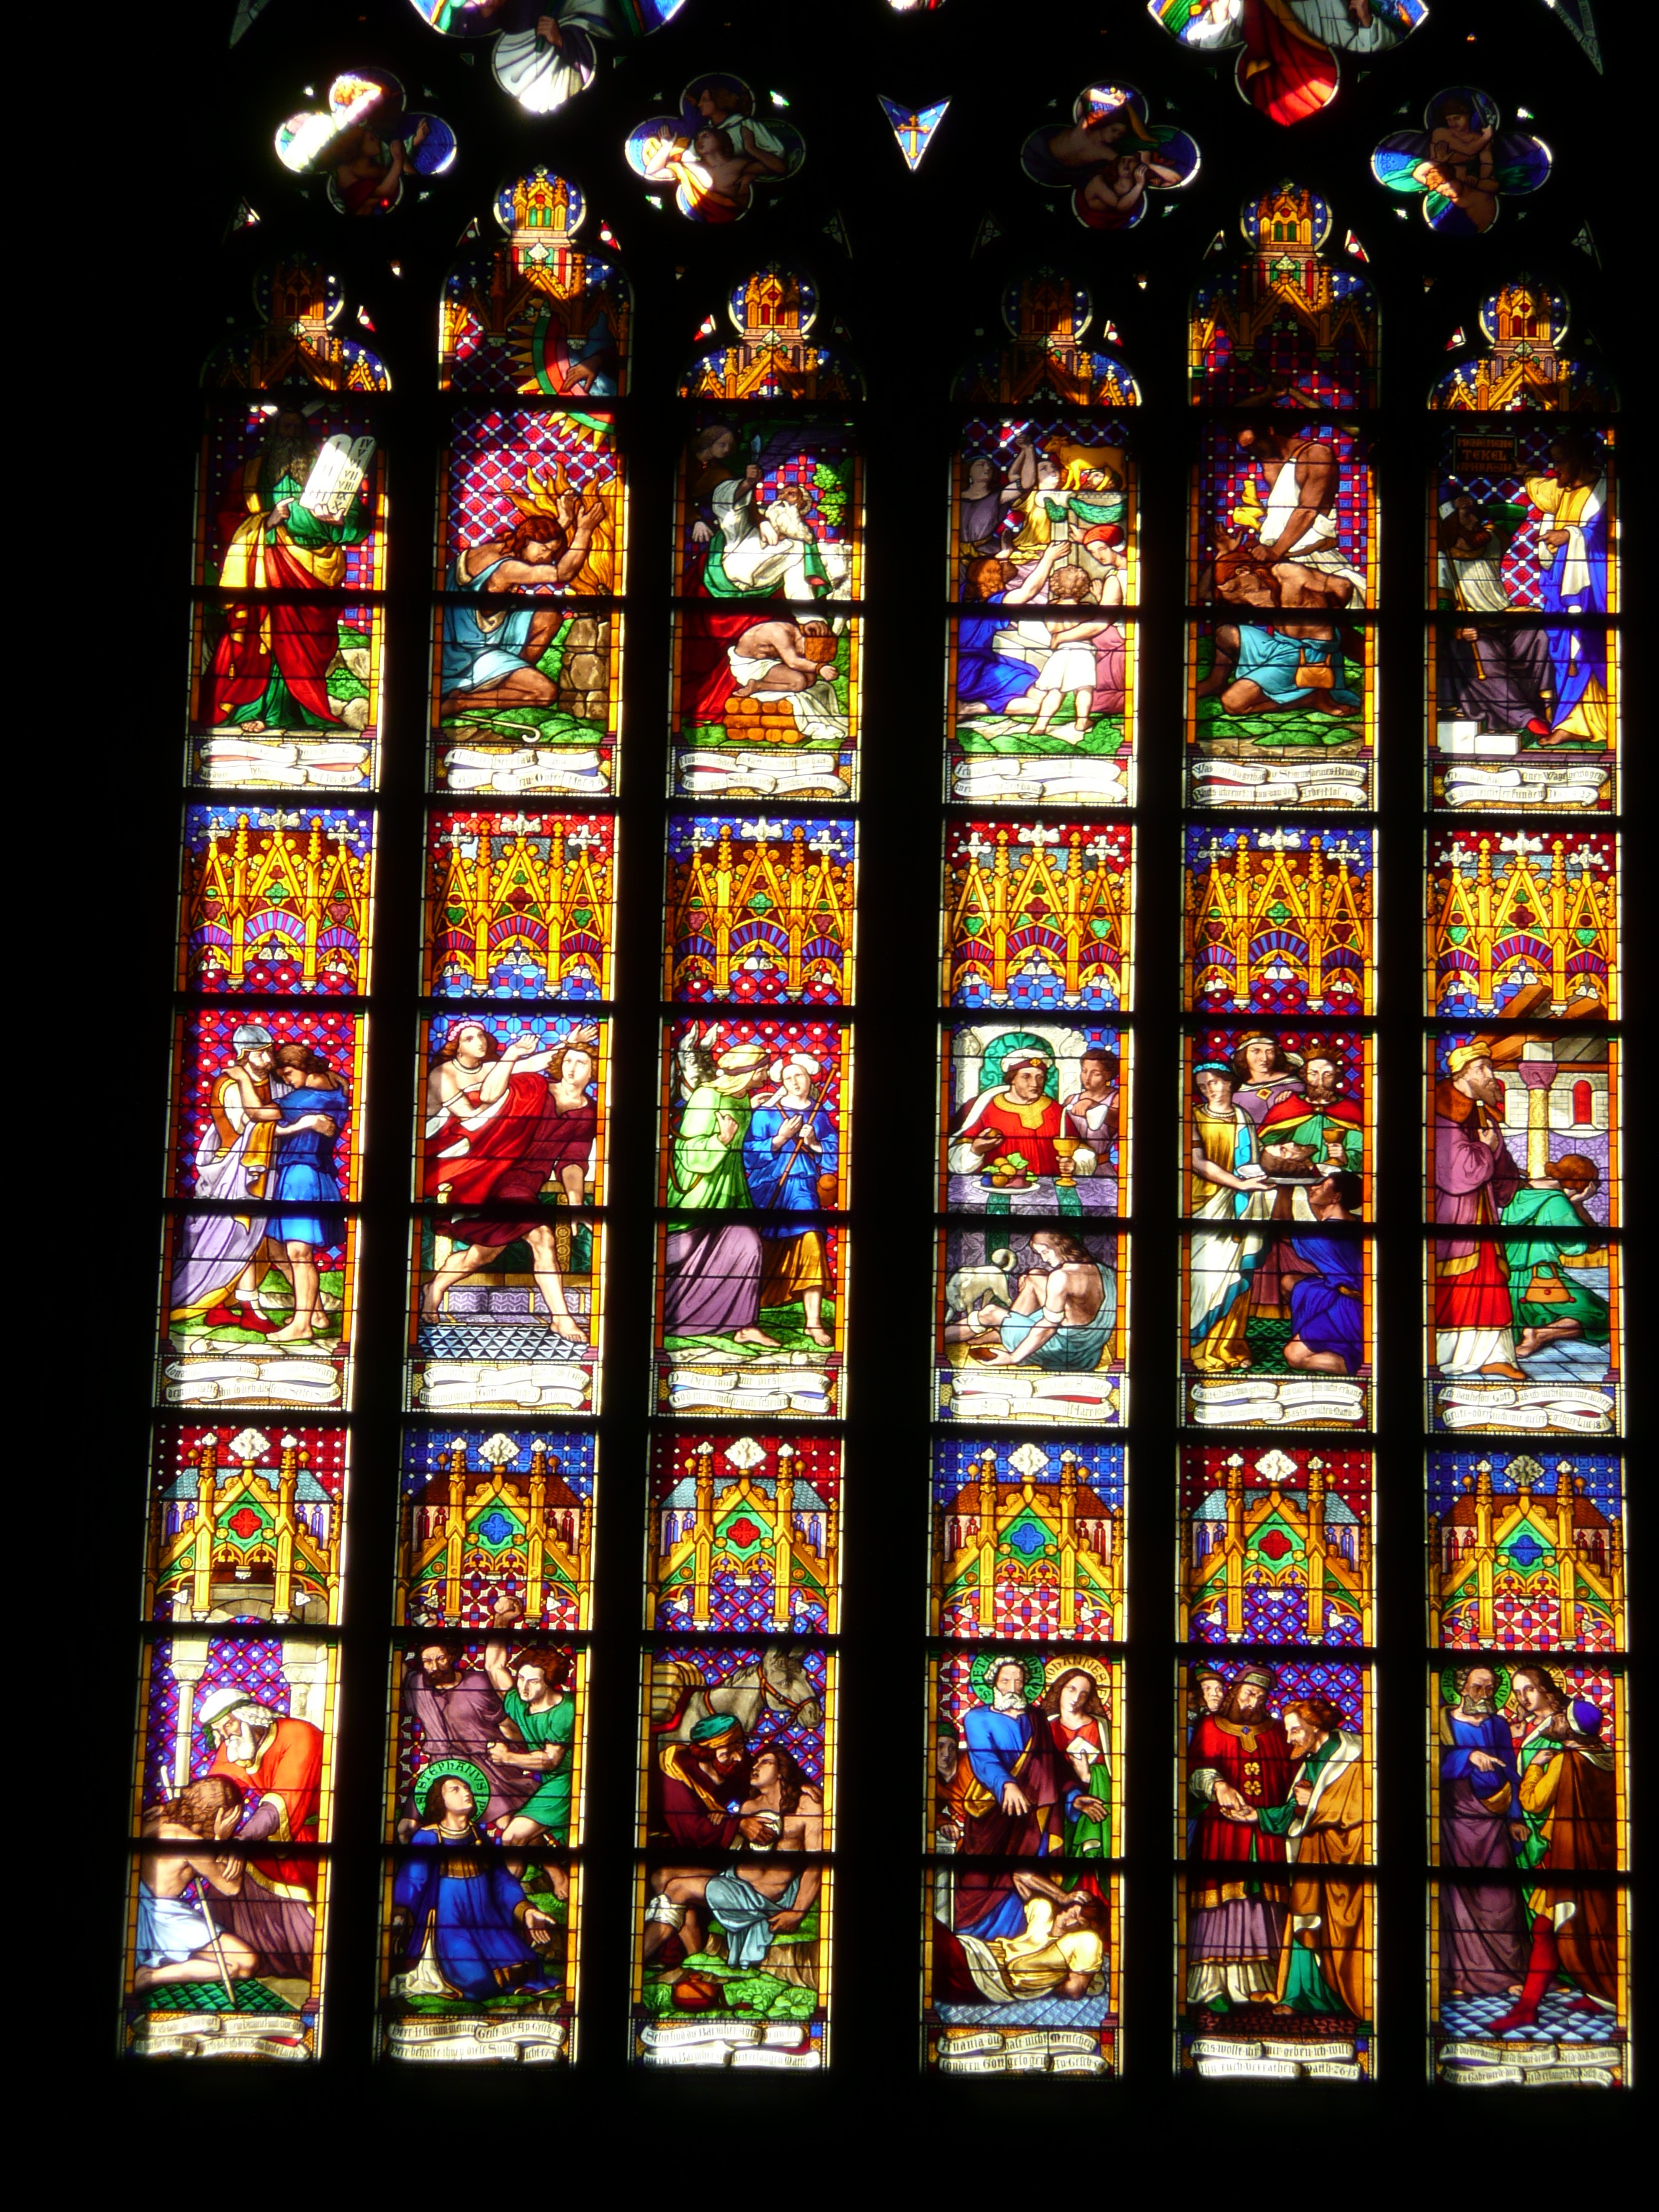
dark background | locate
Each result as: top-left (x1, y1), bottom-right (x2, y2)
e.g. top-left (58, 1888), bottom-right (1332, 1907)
top-left (59, 0), bottom-right (1646, 2175)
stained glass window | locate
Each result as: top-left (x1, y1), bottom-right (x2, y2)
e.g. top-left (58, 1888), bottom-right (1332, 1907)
top-left (923, 283), bottom-right (1137, 2080)
top-left (1423, 238), bottom-right (1628, 2082)
top-left (127, 248), bottom-right (389, 2058)
top-left (1172, 181), bottom-right (1381, 2081)
top-left (109, 0), bottom-right (1640, 2111)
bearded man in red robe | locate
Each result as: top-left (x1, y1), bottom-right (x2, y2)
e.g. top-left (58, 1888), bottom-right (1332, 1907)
top-left (202, 1686), bottom-right (325, 1984)
top-left (1186, 1664), bottom-right (1293, 2010)
top-left (210, 408), bottom-right (372, 731)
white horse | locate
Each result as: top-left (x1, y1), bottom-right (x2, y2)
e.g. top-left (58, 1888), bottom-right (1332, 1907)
top-left (652, 1640), bottom-right (823, 1743)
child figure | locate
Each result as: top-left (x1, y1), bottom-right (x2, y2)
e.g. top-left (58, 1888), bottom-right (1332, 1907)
top-left (1028, 566), bottom-right (1115, 739)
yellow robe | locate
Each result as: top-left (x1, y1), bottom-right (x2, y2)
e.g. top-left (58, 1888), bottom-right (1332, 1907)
top-left (1275, 1737), bottom-right (1370, 2023)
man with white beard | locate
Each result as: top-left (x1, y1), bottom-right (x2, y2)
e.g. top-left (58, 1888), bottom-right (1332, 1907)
top-left (1438, 1663), bottom-right (1527, 1998)
top-left (201, 1687), bottom-right (325, 1983)
top-left (706, 472), bottom-right (830, 601)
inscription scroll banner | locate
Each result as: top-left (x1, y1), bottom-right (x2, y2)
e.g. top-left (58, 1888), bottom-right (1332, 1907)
top-left (1196, 2056), bottom-right (1301, 2080)
top-left (639, 2018), bottom-right (762, 2049)
top-left (637, 2019), bottom-right (825, 2069)
top-left (130, 2029), bottom-right (313, 2061)
top-left (1439, 2039), bottom-right (1554, 2067)
top-left (386, 2030), bottom-right (567, 2065)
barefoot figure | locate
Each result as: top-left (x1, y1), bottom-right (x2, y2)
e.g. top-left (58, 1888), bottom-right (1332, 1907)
top-left (258, 1043), bottom-right (352, 1344)
top-left (135, 1776), bottom-right (257, 1992)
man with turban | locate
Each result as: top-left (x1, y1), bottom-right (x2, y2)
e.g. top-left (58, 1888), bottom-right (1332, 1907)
top-left (201, 1686), bottom-right (325, 1982)
top-left (948, 1040), bottom-right (1071, 1182)
top-left (651, 1713), bottom-right (752, 1852)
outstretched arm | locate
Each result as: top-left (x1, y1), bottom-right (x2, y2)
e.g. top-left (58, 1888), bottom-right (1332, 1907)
top-left (475, 1033), bottom-right (544, 1106)
top-left (1002, 540), bottom-right (1068, 606)
top-left (1191, 1136), bottom-right (1261, 1193)
top-left (1007, 436), bottom-right (1040, 509)
top-left (490, 503), bottom-right (606, 592)
top-left (481, 1598), bottom-right (522, 1692)
top-left (549, 499), bottom-right (606, 586)
top-left (222, 1064), bottom-right (286, 1124)
top-left (1012, 1866), bottom-right (1074, 1907)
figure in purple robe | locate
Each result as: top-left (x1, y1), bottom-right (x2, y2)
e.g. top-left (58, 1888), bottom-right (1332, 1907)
top-left (662, 1040), bottom-right (773, 1340)
top-left (662, 1221), bottom-right (765, 1336)
top-left (1439, 1664), bottom-right (1527, 1996)
top-left (401, 1645), bottom-right (537, 1827)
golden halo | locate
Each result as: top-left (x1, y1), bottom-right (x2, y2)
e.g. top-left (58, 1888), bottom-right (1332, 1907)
top-left (1043, 1654), bottom-right (1113, 1697)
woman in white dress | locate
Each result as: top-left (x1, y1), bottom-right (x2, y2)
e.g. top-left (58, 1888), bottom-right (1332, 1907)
top-left (1189, 1061), bottom-right (1273, 1374)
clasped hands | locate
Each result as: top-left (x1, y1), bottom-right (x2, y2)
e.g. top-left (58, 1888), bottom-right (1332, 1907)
top-left (1213, 1780), bottom-right (1258, 1825)
top-left (1213, 1778), bottom-right (1311, 1824)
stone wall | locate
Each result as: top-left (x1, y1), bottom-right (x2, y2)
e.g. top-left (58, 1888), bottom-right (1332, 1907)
top-left (557, 613), bottom-right (610, 725)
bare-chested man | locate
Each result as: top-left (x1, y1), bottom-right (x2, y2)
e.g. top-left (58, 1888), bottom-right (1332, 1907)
top-left (421, 1028), bottom-right (597, 1340)
top-left (1079, 148), bottom-right (1185, 227)
top-left (1427, 94), bottom-right (1496, 190)
top-left (960, 437), bottom-right (1036, 559)
top-left (1197, 557), bottom-right (1360, 717)
top-left (1233, 418), bottom-right (1367, 608)
top-left (440, 498), bottom-right (606, 715)
top-left (135, 1776), bottom-right (256, 1990)
top-left (727, 617), bottom-right (837, 698)
top-left (961, 1227), bottom-right (1115, 1373)
top-left (642, 122), bottom-right (786, 223)
top-left (642, 1747), bottom-right (823, 1967)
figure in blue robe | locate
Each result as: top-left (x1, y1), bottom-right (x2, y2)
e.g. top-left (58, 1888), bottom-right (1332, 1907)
top-left (393, 1823), bottom-right (556, 1999)
top-left (1529, 433), bottom-right (1609, 744)
top-left (1285, 1233), bottom-right (1364, 1373)
top-left (957, 590), bottom-right (1040, 715)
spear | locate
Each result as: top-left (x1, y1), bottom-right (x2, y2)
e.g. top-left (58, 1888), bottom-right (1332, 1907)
top-left (191, 1863), bottom-right (240, 2012)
